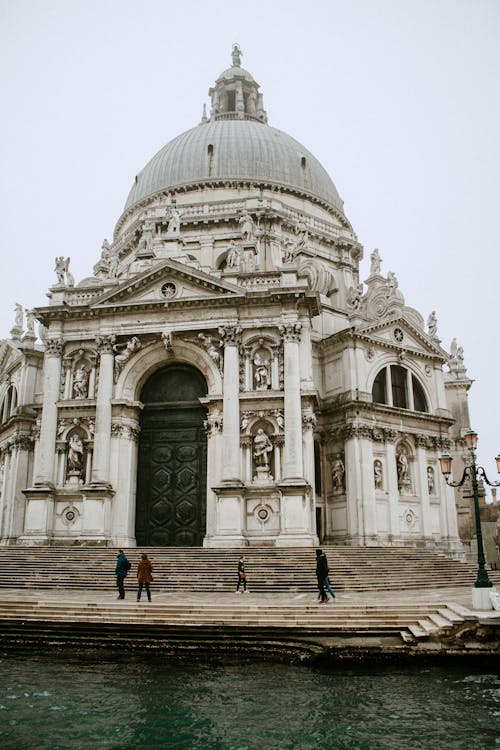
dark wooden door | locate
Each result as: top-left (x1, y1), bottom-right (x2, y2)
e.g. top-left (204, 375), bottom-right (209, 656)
top-left (135, 365), bottom-right (207, 547)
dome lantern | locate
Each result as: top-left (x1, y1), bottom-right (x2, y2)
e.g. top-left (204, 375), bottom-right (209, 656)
top-left (208, 45), bottom-right (267, 124)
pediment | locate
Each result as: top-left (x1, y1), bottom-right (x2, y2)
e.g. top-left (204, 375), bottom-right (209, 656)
top-left (91, 259), bottom-right (242, 308)
top-left (0, 340), bottom-right (23, 376)
top-left (356, 316), bottom-right (446, 359)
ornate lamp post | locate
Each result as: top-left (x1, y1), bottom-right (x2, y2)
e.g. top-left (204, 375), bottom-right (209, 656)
top-left (439, 430), bottom-right (500, 592)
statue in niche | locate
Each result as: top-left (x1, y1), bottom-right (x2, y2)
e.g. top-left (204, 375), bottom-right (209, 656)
top-left (240, 414), bottom-right (250, 432)
top-left (427, 466), bottom-right (435, 494)
top-left (347, 284), bottom-right (363, 310)
top-left (253, 428), bottom-right (273, 467)
top-left (374, 459), bottom-right (383, 490)
top-left (67, 433), bottom-right (84, 473)
top-left (253, 352), bottom-right (271, 390)
top-left (226, 240), bottom-right (240, 268)
top-left (239, 211), bottom-right (255, 242)
top-left (332, 455), bottom-right (345, 491)
top-left (72, 366), bottom-right (89, 399)
top-left (427, 311), bottom-right (438, 337)
top-left (282, 239), bottom-right (298, 264)
top-left (397, 448), bottom-right (410, 487)
top-left (370, 248), bottom-right (381, 275)
top-left (167, 206), bottom-right (182, 234)
top-left (114, 337), bottom-right (141, 368)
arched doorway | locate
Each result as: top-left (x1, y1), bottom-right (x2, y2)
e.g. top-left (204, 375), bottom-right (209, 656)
top-left (135, 364), bottom-right (208, 546)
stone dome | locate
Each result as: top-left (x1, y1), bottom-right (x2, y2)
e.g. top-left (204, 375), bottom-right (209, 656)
top-left (123, 119), bottom-right (345, 216)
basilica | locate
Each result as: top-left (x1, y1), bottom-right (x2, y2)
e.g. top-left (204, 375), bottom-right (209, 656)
top-left (0, 47), bottom-right (473, 553)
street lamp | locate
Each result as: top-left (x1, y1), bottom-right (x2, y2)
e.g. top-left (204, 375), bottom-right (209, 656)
top-left (439, 430), bottom-right (500, 592)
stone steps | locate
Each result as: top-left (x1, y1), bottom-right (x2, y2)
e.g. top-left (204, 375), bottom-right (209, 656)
top-left (0, 545), bottom-right (497, 593)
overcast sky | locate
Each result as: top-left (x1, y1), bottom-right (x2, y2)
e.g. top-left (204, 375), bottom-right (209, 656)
top-left (1, 0), bottom-right (499, 486)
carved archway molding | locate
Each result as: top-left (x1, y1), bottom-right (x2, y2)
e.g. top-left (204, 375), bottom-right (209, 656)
top-left (115, 337), bottom-right (223, 402)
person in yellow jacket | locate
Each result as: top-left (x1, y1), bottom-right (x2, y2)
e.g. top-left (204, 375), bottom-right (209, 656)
top-left (136, 553), bottom-right (153, 602)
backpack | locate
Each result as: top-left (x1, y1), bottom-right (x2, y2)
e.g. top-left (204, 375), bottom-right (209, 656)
top-left (126, 561), bottom-right (132, 571)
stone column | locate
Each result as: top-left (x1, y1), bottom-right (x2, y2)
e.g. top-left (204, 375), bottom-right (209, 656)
top-left (280, 322), bottom-right (303, 480)
top-left (385, 433), bottom-right (400, 541)
top-left (219, 326), bottom-right (242, 483)
top-left (90, 335), bottom-right (115, 485)
top-left (109, 421), bottom-right (140, 546)
top-left (415, 436), bottom-right (433, 541)
top-left (33, 338), bottom-right (64, 486)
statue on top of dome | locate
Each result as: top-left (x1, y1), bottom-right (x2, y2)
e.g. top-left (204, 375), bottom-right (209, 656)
top-left (232, 43), bottom-right (242, 67)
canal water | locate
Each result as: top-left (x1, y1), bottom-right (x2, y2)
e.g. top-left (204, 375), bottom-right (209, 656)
top-left (0, 651), bottom-right (498, 749)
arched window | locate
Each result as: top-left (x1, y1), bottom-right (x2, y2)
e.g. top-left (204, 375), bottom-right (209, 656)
top-left (1, 385), bottom-right (18, 423)
top-left (372, 366), bottom-right (428, 413)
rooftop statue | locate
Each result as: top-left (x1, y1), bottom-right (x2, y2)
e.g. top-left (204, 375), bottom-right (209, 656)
top-left (232, 43), bottom-right (242, 67)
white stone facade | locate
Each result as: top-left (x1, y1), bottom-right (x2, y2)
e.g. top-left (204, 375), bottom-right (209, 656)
top-left (0, 50), bottom-right (473, 553)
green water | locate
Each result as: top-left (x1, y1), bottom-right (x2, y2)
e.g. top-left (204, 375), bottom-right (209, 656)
top-left (0, 651), bottom-right (498, 749)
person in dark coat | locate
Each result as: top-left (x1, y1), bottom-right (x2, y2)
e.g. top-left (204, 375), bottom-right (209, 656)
top-left (316, 550), bottom-right (336, 602)
top-left (137, 553), bottom-right (153, 602)
top-left (236, 556), bottom-right (249, 593)
top-left (316, 548), bottom-right (328, 604)
top-left (115, 549), bottom-right (129, 600)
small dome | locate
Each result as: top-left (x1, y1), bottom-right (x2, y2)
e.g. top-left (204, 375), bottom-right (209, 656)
top-left (123, 119), bottom-right (344, 216)
top-left (216, 66), bottom-right (256, 83)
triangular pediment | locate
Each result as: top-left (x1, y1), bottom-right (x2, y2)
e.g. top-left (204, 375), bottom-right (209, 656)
top-left (91, 259), bottom-right (243, 309)
top-left (356, 316), bottom-right (447, 359)
top-left (0, 339), bottom-right (23, 376)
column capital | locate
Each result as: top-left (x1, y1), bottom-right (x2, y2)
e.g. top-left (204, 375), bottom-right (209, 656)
top-left (45, 338), bottom-right (64, 357)
top-left (218, 325), bottom-right (242, 346)
top-left (96, 334), bottom-right (116, 355)
top-left (279, 322), bottom-right (302, 343)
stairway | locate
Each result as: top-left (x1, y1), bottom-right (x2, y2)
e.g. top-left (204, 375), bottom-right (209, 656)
top-left (0, 545), bottom-right (498, 593)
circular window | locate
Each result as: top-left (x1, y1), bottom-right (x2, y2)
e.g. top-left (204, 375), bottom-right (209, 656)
top-left (393, 327), bottom-right (404, 343)
top-left (161, 282), bottom-right (177, 299)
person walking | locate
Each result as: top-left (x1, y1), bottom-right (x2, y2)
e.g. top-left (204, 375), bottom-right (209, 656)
top-left (115, 549), bottom-right (130, 600)
top-left (236, 555), bottom-right (249, 593)
top-left (316, 548), bottom-right (328, 604)
top-left (137, 553), bottom-right (153, 602)
top-left (316, 549), bottom-right (336, 602)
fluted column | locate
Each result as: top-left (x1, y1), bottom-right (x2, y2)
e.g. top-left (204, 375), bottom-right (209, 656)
top-left (91, 335), bottom-right (115, 485)
top-left (219, 326), bottom-right (242, 483)
top-left (280, 322), bottom-right (303, 480)
top-left (33, 338), bottom-right (63, 486)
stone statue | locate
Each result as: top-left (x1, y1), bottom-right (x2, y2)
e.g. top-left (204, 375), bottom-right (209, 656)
top-left (374, 459), bottom-right (383, 489)
top-left (387, 271), bottom-right (398, 291)
top-left (72, 367), bottom-right (89, 399)
top-left (370, 248), bottom-right (381, 275)
top-left (239, 211), bottom-right (255, 242)
top-left (25, 309), bottom-right (35, 335)
top-left (226, 240), bottom-right (240, 268)
top-left (167, 207), bottom-right (182, 234)
top-left (427, 466), bottom-right (435, 494)
top-left (114, 337), bottom-right (142, 373)
top-left (347, 284), bottom-right (363, 310)
top-left (198, 333), bottom-right (221, 366)
top-left (67, 433), bottom-right (84, 473)
top-left (232, 43), bottom-right (242, 67)
top-left (397, 448), bottom-right (409, 485)
top-left (427, 311), bottom-right (438, 337)
top-left (253, 352), bottom-right (271, 389)
top-left (14, 303), bottom-right (23, 329)
top-left (54, 257), bottom-right (74, 286)
top-left (253, 428), bottom-right (273, 467)
top-left (332, 455), bottom-right (345, 491)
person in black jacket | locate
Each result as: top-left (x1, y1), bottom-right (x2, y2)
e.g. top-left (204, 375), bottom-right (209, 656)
top-left (316, 548), bottom-right (328, 604)
top-left (115, 549), bottom-right (129, 600)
